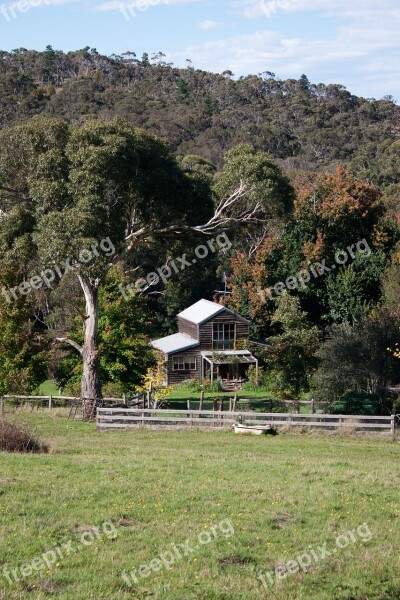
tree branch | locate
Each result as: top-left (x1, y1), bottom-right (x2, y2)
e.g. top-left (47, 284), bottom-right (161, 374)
top-left (118, 181), bottom-right (259, 258)
top-left (55, 338), bottom-right (83, 355)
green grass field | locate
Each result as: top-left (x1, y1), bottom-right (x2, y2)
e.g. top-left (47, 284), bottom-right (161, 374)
top-left (1, 412), bottom-right (399, 599)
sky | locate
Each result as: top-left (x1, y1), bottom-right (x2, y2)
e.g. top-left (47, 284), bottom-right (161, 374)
top-left (0, 0), bottom-right (399, 100)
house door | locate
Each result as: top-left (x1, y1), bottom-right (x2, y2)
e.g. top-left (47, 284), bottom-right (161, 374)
top-left (218, 364), bottom-right (237, 380)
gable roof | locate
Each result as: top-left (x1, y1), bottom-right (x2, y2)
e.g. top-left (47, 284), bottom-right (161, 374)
top-left (178, 299), bottom-right (224, 325)
top-left (151, 333), bottom-right (199, 354)
top-left (178, 299), bottom-right (249, 325)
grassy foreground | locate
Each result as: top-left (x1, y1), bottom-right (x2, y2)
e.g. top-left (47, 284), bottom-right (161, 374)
top-left (1, 413), bottom-right (399, 599)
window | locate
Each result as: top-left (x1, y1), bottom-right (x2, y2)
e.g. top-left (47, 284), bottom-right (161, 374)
top-left (213, 323), bottom-right (236, 350)
top-left (173, 355), bottom-right (197, 371)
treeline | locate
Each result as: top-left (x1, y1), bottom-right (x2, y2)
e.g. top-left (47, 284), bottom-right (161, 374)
top-left (1, 47), bottom-right (399, 175)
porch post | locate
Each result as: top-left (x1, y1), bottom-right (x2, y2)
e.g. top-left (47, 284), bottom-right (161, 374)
top-left (211, 361), bottom-right (214, 383)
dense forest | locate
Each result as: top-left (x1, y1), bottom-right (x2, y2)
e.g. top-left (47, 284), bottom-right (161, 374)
top-left (0, 47), bottom-right (399, 409)
top-left (0, 48), bottom-right (398, 164)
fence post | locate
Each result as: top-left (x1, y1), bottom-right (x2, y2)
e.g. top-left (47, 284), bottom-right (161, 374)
top-left (199, 391), bottom-right (204, 413)
top-left (391, 414), bottom-right (396, 440)
top-left (48, 395), bottom-right (53, 412)
top-left (310, 399), bottom-right (315, 414)
top-left (232, 393), bottom-right (237, 413)
top-left (0, 397), bottom-right (4, 420)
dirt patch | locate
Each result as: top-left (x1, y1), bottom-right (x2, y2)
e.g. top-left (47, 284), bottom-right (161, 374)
top-left (219, 555), bottom-right (254, 568)
top-left (118, 518), bottom-right (142, 528)
top-left (269, 511), bottom-right (303, 529)
top-left (72, 524), bottom-right (99, 534)
top-left (28, 581), bottom-right (63, 593)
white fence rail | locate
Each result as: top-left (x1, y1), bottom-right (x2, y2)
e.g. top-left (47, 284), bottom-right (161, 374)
top-left (97, 408), bottom-right (396, 436)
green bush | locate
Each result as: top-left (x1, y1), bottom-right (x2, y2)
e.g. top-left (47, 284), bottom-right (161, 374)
top-left (174, 379), bottom-right (203, 393)
top-left (63, 382), bottom-right (81, 397)
top-left (203, 379), bottom-right (223, 392)
top-left (241, 381), bottom-right (271, 393)
top-left (331, 392), bottom-right (380, 415)
top-left (102, 382), bottom-right (126, 398)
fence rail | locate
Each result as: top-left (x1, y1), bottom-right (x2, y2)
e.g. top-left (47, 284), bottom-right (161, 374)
top-left (0, 395), bottom-right (138, 420)
top-left (96, 408), bottom-right (396, 436)
top-left (1, 395), bottom-right (397, 436)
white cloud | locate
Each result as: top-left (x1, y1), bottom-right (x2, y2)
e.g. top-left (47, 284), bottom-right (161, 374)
top-left (95, 0), bottom-right (206, 12)
top-left (233, 0), bottom-right (400, 20)
top-left (198, 20), bottom-right (228, 30)
top-left (170, 21), bottom-right (400, 98)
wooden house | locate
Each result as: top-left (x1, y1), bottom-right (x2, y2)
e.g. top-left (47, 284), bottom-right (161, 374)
top-left (151, 299), bottom-right (259, 388)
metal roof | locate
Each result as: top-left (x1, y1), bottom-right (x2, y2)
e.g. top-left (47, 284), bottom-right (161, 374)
top-left (201, 351), bottom-right (253, 356)
top-left (151, 333), bottom-right (199, 355)
top-left (178, 299), bottom-right (226, 325)
top-left (201, 350), bottom-right (257, 364)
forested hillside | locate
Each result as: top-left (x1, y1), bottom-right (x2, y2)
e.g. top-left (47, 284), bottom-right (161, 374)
top-left (1, 46), bottom-right (399, 172)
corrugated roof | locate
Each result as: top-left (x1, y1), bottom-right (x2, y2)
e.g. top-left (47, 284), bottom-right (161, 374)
top-left (178, 299), bottom-right (225, 325)
top-left (151, 333), bottom-right (199, 354)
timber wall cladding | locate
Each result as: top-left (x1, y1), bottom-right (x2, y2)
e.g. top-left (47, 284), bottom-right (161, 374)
top-left (167, 349), bottom-right (201, 384)
top-left (198, 312), bottom-right (249, 349)
top-left (177, 317), bottom-right (198, 339)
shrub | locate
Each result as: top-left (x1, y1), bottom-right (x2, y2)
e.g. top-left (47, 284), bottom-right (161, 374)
top-left (174, 379), bottom-right (203, 392)
top-left (331, 392), bottom-right (380, 415)
top-left (241, 382), bottom-right (271, 393)
top-left (0, 421), bottom-right (49, 453)
top-left (245, 365), bottom-right (270, 387)
top-left (203, 379), bottom-right (223, 392)
top-left (102, 382), bottom-right (126, 398)
top-left (63, 382), bottom-right (81, 397)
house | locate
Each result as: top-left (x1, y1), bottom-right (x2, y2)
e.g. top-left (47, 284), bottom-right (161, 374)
top-left (151, 299), bottom-right (259, 388)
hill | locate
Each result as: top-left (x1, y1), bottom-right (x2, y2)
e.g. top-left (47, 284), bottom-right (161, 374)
top-left (1, 46), bottom-right (399, 173)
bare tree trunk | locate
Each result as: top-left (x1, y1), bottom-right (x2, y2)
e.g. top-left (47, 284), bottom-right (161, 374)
top-left (79, 276), bottom-right (102, 419)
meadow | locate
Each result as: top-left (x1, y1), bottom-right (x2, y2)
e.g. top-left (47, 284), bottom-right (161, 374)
top-left (0, 412), bottom-right (399, 599)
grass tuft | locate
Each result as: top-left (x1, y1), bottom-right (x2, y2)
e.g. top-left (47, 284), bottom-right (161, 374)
top-left (0, 420), bottom-right (49, 454)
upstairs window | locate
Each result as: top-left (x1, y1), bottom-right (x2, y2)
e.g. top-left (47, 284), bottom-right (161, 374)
top-left (213, 323), bottom-right (236, 350)
top-left (173, 355), bottom-right (197, 371)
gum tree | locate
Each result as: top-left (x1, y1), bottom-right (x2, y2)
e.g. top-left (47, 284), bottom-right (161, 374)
top-left (0, 117), bottom-right (256, 411)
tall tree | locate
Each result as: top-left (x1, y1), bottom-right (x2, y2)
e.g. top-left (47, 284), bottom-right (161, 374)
top-left (266, 293), bottom-right (319, 398)
top-left (213, 144), bottom-right (294, 255)
top-left (0, 117), bottom-right (255, 410)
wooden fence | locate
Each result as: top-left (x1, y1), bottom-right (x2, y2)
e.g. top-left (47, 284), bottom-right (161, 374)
top-left (96, 408), bottom-right (396, 437)
top-left (0, 394), bottom-right (325, 416)
top-left (0, 395), bottom-right (141, 420)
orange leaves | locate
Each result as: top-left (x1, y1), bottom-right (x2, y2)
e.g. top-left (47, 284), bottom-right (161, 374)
top-left (303, 230), bottom-right (325, 263)
top-left (294, 167), bottom-right (381, 223)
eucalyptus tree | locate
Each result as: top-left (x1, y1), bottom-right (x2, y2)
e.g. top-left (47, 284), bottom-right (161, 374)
top-left (0, 117), bottom-right (255, 408)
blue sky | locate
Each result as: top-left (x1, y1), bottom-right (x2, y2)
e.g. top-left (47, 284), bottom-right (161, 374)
top-left (1, 0), bottom-right (399, 99)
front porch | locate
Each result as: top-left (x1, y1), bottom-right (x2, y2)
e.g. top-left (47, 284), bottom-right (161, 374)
top-left (201, 351), bottom-right (258, 391)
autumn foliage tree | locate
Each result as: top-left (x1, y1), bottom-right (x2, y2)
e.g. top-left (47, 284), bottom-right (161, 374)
top-left (228, 167), bottom-right (394, 336)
